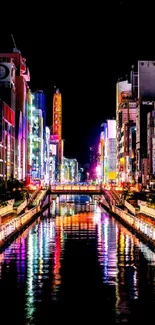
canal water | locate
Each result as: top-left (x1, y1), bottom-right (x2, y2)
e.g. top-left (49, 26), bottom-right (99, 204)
top-left (0, 196), bottom-right (155, 324)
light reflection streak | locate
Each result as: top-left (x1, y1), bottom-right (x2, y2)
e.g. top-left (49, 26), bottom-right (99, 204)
top-left (26, 233), bottom-right (35, 322)
top-left (39, 222), bottom-right (43, 277)
top-left (0, 199), bottom-right (155, 323)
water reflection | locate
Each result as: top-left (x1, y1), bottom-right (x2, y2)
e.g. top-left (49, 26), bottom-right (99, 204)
top-left (0, 197), bottom-right (155, 323)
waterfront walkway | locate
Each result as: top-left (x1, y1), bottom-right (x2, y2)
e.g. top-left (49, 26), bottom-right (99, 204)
top-left (0, 188), bottom-right (48, 248)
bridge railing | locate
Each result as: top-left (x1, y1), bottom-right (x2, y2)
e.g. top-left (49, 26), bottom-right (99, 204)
top-left (50, 185), bottom-right (100, 191)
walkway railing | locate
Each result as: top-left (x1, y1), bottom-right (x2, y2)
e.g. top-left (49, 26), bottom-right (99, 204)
top-left (112, 205), bottom-right (155, 243)
top-left (50, 184), bottom-right (100, 192)
top-left (0, 205), bottom-right (41, 245)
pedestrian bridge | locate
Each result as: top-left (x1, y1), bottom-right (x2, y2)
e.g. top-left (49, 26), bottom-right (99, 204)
top-left (50, 184), bottom-right (101, 195)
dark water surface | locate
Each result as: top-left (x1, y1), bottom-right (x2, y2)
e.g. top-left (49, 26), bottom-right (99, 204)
top-left (0, 198), bottom-right (155, 324)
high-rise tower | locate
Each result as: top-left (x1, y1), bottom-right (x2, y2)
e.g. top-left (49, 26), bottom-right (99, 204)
top-left (0, 48), bottom-right (30, 181)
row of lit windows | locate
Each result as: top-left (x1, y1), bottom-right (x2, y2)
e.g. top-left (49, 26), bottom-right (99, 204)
top-left (0, 147), bottom-right (14, 160)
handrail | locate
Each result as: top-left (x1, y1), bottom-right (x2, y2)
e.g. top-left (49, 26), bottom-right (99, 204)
top-left (112, 205), bottom-right (155, 242)
top-left (50, 185), bottom-right (100, 191)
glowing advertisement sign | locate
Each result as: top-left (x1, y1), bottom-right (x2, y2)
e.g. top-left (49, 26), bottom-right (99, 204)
top-left (53, 89), bottom-right (62, 140)
top-left (50, 134), bottom-right (59, 142)
top-left (108, 138), bottom-right (116, 179)
top-left (50, 144), bottom-right (57, 156)
top-left (0, 101), bottom-right (2, 142)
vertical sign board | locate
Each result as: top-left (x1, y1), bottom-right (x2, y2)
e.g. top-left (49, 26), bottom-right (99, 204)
top-left (0, 101), bottom-right (2, 142)
top-left (152, 138), bottom-right (155, 174)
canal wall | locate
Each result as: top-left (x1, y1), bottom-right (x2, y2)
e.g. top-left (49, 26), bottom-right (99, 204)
top-left (138, 204), bottom-right (155, 218)
top-left (124, 200), bottom-right (137, 215)
top-left (100, 199), bottom-right (155, 251)
top-left (0, 189), bottom-right (49, 250)
top-left (0, 205), bottom-right (41, 249)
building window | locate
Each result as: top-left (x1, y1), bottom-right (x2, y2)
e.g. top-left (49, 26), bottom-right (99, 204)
top-left (0, 162), bottom-right (3, 175)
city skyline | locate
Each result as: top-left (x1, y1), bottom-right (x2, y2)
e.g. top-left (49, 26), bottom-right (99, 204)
top-left (1, 5), bottom-right (155, 324)
top-left (0, 3), bottom-right (154, 163)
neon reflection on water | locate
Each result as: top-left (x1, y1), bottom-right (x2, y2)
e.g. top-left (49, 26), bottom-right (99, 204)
top-left (0, 198), bottom-right (155, 323)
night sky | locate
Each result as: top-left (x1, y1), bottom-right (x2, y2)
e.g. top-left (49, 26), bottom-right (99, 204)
top-left (0, 1), bottom-right (154, 163)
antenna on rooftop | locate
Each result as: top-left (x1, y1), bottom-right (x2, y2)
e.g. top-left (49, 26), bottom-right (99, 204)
top-left (11, 34), bottom-right (17, 49)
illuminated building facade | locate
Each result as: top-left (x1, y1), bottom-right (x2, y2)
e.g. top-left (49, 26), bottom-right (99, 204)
top-left (31, 102), bottom-right (43, 180)
top-left (63, 158), bottom-right (78, 183)
top-left (101, 120), bottom-right (116, 184)
top-left (147, 109), bottom-right (155, 177)
top-left (128, 125), bottom-right (136, 183)
top-left (116, 79), bottom-right (136, 184)
top-left (44, 126), bottom-right (50, 185)
top-left (0, 48), bottom-right (30, 181)
top-left (26, 90), bottom-right (33, 184)
top-left (116, 62), bottom-right (155, 187)
top-left (0, 100), bottom-right (15, 180)
top-left (34, 90), bottom-right (46, 176)
top-left (53, 88), bottom-right (62, 140)
top-left (49, 134), bottom-right (59, 184)
top-left (98, 128), bottom-right (105, 182)
top-left (135, 61), bottom-right (155, 185)
top-left (0, 56), bottom-right (16, 180)
top-left (89, 146), bottom-right (100, 180)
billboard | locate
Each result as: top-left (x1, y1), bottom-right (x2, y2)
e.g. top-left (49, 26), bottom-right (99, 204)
top-left (116, 80), bottom-right (131, 109)
top-left (3, 103), bottom-right (15, 126)
top-left (50, 134), bottom-right (59, 142)
top-left (53, 88), bottom-right (62, 140)
top-left (138, 61), bottom-right (155, 100)
top-left (108, 139), bottom-right (116, 170)
top-left (107, 120), bottom-right (116, 139)
top-left (121, 91), bottom-right (132, 102)
top-left (108, 171), bottom-right (116, 180)
top-left (108, 138), bottom-right (116, 180)
top-left (50, 144), bottom-right (57, 156)
top-left (0, 62), bottom-right (15, 85)
top-left (0, 100), bottom-right (2, 142)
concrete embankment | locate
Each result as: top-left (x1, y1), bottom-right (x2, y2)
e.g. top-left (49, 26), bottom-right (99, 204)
top-left (0, 189), bottom-right (50, 250)
top-left (0, 205), bottom-right (41, 250)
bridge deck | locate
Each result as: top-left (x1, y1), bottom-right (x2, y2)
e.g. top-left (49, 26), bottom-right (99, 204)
top-left (50, 190), bottom-right (101, 195)
top-left (49, 185), bottom-right (101, 195)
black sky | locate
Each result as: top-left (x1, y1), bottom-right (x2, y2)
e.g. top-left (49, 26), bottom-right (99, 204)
top-left (0, 1), bottom-right (154, 163)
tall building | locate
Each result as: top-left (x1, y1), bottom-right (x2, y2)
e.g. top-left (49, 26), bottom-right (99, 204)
top-left (128, 124), bottom-right (136, 183)
top-left (0, 48), bottom-right (30, 181)
top-left (34, 90), bottom-right (46, 130)
top-left (136, 61), bottom-right (155, 184)
top-left (89, 146), bottom-right (100, 180)
top-left (99, 128), bottom-right (105, 182)
top-left (0, 55), bottom-right (16, 181)
top-left (63, 158), bottom-right (78, 183)
top-left (116, 79), bottom-right (136, 184)
top-left (0, 100), bottom-right (15, 181)
top-left (26, 89), bottom-right (33, 184)
top-left (31, 98), bottom-right (43, 180)
top-left (34, 91), bottom-right (47, 178)
top-left (44, 126), bottom-right (50, 185)
top-left (102, 120), bottom-right (116, 184)
top-left (116, 61), bottom-right (155, 187)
